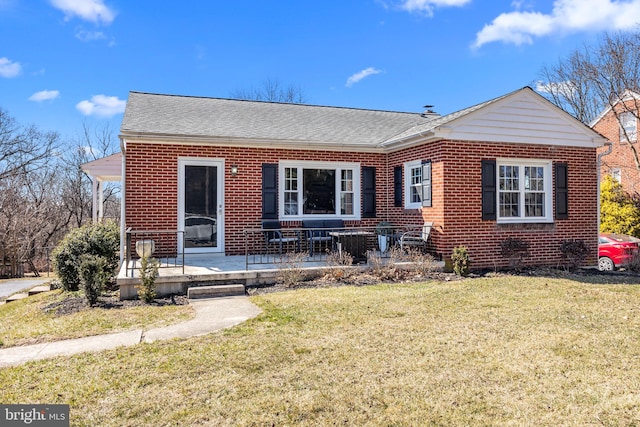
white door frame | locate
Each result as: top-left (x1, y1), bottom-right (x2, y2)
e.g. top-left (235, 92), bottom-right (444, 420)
top-left (177, 158), bottom-right (224, 254)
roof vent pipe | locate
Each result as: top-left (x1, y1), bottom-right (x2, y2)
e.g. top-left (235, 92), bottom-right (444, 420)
top-left (421, 105), bottom-right (438, 118)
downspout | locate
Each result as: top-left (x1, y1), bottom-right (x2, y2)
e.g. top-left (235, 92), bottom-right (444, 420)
top-left (119, 138), bottom-right (126, 265)
top-left (597, 142), bottom-right (613, 236)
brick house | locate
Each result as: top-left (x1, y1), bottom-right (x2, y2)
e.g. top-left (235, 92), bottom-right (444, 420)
top-left (101, 86), bottom-right (605, 269)
top-left (591, 90), bottom-right (640, 195)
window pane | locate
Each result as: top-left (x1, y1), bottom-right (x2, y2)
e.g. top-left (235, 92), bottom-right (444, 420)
top-left (284, 192), bottom-right (298, 215)
top-left (621, 112), bottom-right (637, 141)
top-left (303, 169), bottom-right (336, 215)
top-left (285, 167), bottom-right (297, 191)
top-left (410, 166), bottom-right (422, 203)
top-left (341, 193), bottom-right (353, 215)
top-left (525, 193), bottom-right (544, 217)
top-left (499, 192), bottom-right (519, 217)
top-left (341, 170), bottom-right (353, 191)
top-left (525, 166), bottom-right (544, 191)
top-left (499, 165), bottom-right (519, 191)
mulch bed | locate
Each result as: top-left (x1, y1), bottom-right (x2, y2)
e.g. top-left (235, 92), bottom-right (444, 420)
top-left (42, 292), bottom-right (189, 316)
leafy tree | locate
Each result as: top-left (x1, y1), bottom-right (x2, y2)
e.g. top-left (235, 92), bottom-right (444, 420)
top-left (600, 175), bottom-right (640, 237)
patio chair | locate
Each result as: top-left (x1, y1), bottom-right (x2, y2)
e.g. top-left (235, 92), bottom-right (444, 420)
top-left (399, 222), bottom-right (433, 251)
top-left (263, 220), bottom-right (300, 254)
top-left (303, 219), bottom-right (344, 257)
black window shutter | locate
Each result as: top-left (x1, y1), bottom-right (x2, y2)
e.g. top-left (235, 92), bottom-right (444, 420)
top-left (481, 159), bottom-right (497, 220)
top-left (362, 166), bottom-right (376, 218)
top-left (555, 162), bottom-right (569, 220)
top-left (393, 166), bottom-right (402, 207)
top-left (422, 160), bottom-right (432, 207)
top-left (262, 163), bottom-right (278, 219)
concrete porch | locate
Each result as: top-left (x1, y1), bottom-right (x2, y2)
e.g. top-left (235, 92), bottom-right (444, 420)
top-left (116, 253), bottom-right (336, 300)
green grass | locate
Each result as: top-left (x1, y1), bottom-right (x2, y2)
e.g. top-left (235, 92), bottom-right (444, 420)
top-left (2, 274), bottom-right (640, 426)
top-left (0, 290), bottom-right (194, 347)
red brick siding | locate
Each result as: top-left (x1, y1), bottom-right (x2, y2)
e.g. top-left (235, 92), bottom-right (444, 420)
top-left (594, 106), bottom-right (640, 195)
top-left (125, 142), bottom-right (386, 255)
top-left (126, 140), bottom-right (598, 268)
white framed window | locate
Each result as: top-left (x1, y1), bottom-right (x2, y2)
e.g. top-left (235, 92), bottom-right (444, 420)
top-left (620, 111), bottom-right (637, 142)
top-left (611, 168), bottom-right (622, 183)
top-left (497, 159), bottom-right (553, 223)
top-left (404, 160), bottom-right (431, 209)
top-left (404, 160), bottom-right (422, 209)
top-left (278, 161), bottom-right (360, 219)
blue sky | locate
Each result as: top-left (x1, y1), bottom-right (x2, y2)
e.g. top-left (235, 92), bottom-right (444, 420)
top-left (1, 0), bottom-right (640, 141)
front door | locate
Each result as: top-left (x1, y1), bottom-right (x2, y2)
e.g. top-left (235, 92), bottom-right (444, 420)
top-left (178, 159), bottom-right (224, 253)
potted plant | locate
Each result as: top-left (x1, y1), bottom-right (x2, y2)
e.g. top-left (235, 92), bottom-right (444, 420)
top-left (375, 221), bottom-right (394, 253)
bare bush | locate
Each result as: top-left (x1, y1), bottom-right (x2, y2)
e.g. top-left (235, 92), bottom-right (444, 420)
top-left (325, 249), bottom-right (354, 281)
top-left (276, 251), bottom-right (308, 288)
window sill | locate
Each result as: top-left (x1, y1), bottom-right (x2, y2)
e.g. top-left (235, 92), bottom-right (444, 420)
top-left (496, 222), bottom-right (556, 231)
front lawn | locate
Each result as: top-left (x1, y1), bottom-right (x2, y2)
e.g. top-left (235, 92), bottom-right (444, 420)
top-left (0, 290), bottom-right (194, 348)
top-left (2, 274), bottom-right (640, 425)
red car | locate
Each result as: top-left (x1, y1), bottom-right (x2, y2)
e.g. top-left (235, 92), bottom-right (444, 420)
top-left (598, 233), bottom-right (640, 270)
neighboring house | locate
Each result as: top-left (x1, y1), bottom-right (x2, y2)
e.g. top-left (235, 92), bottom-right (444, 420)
top-left (591, 90), bottom-right (640, 195)
top-left (87, 86), bottom-right (606, 269)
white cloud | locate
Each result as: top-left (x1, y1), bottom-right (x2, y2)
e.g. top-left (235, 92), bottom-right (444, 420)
top-left (50, 0), bottom-right (116, 25)
top-left (346, 67), bottom-right (383, 87)
top-left (0, 57), bottom-right (21, 78)
top-left (399, 0), bottom-right (471, 16)
top-left (76, 94), bottom-right (125, 117)
top-left (75, 28), bottom-right (106, 42)
top-left (29, 90), bottom-right (60, 102)
top-left (473, 0), bottom-right (640, 48)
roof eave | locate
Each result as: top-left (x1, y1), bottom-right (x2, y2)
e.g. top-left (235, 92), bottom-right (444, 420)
top-left (119, 132), bottom-right (387, 153)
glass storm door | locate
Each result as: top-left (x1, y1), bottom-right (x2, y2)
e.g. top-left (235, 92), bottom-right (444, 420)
top-left (179, 159), bottom-right (223, 253)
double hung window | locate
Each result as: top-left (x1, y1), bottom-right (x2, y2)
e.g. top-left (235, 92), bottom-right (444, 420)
top-left (620, 111), bottom-right (637, 142)
top-left (497, 159), bottom-right (552, 223)
top-left (404, 160), bottom-right (432, 209)
top-left (279, 161), bottom-right (360, 219)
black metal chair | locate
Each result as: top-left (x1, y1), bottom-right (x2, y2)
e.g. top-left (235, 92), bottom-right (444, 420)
top-left (263, 220), bottom-right (300, 254)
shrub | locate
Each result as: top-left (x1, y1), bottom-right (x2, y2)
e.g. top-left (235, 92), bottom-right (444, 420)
top-left (600, 175), bottom-right (640, 237)
top-left (276, 251), bottom-right (307, 288)
top-left (325, 249), bottom-right (354, 280)
top-left (79, 254), bottom-right (108, 306)
top-left (403, 247), bottom-right (438, 277)
top-left (625, 251), bottom-right (640, 272)
top-left (500, 237), bottom-right (530, 271)
top-left (367, 247), bottom-right (405, 281)
top-left (560, 239), bottom-right (590, 271)
top-left (137, 256), bottom-right (159, 303)
top-left (51, 221), bottom-right (120, 292)
top-left (451, 246), bottom-right (470, 276)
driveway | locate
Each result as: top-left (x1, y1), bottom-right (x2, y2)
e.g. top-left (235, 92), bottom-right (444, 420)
top-left (0, 278), bottom-right (51, 299)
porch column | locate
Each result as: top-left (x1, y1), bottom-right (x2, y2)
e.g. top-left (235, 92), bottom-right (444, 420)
top-left (92, 177), bottom-right (99, 223)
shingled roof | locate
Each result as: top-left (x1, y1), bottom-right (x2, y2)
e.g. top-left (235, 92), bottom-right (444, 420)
top-left (121, 92), bottom-right (432, 146)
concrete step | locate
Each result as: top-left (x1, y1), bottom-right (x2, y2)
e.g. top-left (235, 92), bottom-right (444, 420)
top-left (5, 293), bottom-right (28, 303)
top-left (187, 284), bottom-right (245, 299)
top-left (28, 285), bottom-right (51, 296)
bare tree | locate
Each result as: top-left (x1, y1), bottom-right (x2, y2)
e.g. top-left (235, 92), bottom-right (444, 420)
top-left (0, 108), bottom-right (58, 181)
top-left (0, 112), bottom-right (120, 277)
top-left (538, 31), bottom-right (640, 125)
top-left (230, 78), bottom-right (308, 103)
top-left (61, 120), bottom-right (121, 227)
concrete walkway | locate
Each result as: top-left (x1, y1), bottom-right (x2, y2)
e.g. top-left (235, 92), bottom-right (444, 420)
top-left (0, 278), bottom-right (52, 299)
top-left (0, 296), bottom-right (262, 368)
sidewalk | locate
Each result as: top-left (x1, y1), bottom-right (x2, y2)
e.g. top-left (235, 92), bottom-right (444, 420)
top-left (0, 278), bottom-right (52, 299)
top-left (0, 296), bottom-right (262, 368)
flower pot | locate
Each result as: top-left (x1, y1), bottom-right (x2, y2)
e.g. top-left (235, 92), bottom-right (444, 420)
top-left (378, 235), bottom-right (389, 253)
top-left (135, 239), bottom-right (155, 258)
